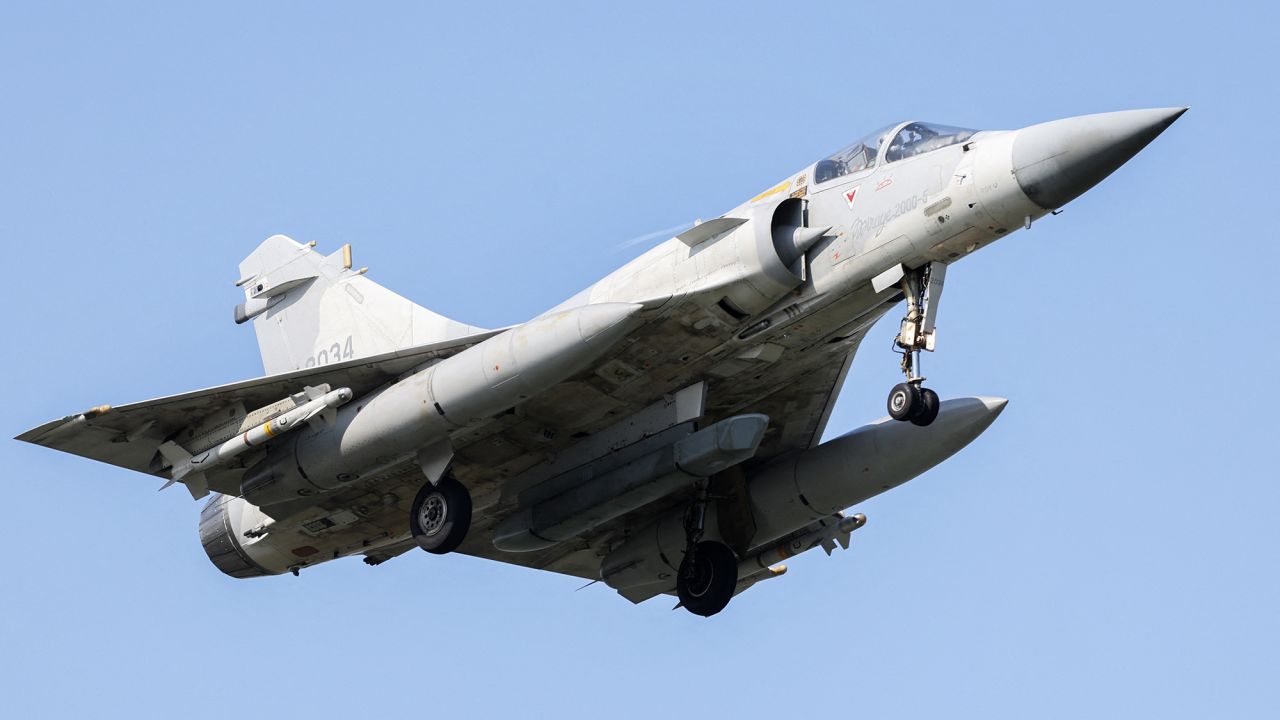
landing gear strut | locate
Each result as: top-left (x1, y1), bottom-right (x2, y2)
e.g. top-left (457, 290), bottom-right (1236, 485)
top-left (410, 474), bottom-right (472, 555)
top-left (676, 484), bottom-right (738, 617)
top-left (888, 262), bottom-right (946, 427)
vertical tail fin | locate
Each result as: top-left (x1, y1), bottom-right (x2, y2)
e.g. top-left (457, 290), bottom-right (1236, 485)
top-left (236, 235), bottom-right (486, 375)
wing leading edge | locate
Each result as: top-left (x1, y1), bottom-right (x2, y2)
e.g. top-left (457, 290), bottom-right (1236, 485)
top-left (17, 329), bottom-right (505, 486)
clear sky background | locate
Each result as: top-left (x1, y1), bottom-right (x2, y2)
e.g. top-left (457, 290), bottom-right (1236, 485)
top-left (2, 2), bottom-right (1276, 718)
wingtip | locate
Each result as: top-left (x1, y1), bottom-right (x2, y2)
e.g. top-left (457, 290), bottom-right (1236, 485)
top-left (15, 417), bottom-right (73, 444)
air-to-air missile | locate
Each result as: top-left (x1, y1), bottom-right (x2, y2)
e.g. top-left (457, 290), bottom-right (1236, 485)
top-left (742, 512), bottom-right (868, 571)
top-left (733, 513), bottom-right (868, 594)
top-left (158, 386), bottom-right (354, 498)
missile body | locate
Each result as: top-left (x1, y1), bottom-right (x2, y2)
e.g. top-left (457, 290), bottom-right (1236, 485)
top-left (241, 303), bottom-right (643, 507)
top-left (739, 512), bottom-right (866, 576)
top-left (729, 515), bottom-right (868, 597)
top-left (731, 564), bottom-right (788, 597)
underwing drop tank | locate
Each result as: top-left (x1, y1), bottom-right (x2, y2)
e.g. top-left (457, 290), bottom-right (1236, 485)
top-left (745, 396), bottom-right (1007, 545)
top-left (601, 396), bottom-right (1007, 601)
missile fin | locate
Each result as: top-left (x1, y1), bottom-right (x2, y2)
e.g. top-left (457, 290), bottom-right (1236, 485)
top-left (157, 440), bottom-right (191, 467)
top-left (820, 539), bottom-right (836, 556)
top-left (290, 384), bottom-right (329, 405)
top-left (296, 403), bottom-right (332, 426)
top-left (184, 472), bottom-right (209, 500)
top-left (837, 534), bottom-right (851, 550)
top-left (155, 442), bottom-right (208, 498)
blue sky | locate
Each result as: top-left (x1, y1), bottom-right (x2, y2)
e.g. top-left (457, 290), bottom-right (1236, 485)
top-left (2, 2), bottom-right (1276, 717)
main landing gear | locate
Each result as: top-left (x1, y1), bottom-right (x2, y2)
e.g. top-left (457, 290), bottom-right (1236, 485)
top-left (410, 473), bottom-right (472, 554)
top-left (887, 262), bottom-right (947, 427)
top-left (676, 485), bottom-right (738, 617)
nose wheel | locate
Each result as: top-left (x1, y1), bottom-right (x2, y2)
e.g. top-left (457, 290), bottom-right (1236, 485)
top-left (887, 381), bottom-right (940, 426)
top-left (888, 262), bottom-right (947, 427)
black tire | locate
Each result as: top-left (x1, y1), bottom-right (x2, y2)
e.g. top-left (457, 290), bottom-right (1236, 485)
top-left (887, 382), bottom-right (922, 421)
top-left (410, 476), bottom-right (472, 555)
top-left (677, 541), bottom-right (738, 617)
top-left (910, 387), bottom-right (940, 427)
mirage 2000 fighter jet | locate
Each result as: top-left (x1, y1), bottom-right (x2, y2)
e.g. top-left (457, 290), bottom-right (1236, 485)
top-left (20, 108), bottom-right (1184, 616)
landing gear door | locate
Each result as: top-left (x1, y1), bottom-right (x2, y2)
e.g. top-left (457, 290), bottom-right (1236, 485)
top-left (920, 261), bottom-right (946, 347)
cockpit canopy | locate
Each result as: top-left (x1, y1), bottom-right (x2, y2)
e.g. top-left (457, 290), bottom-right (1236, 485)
top-left (814, 121), bottom-right (977, 184)
top-left (884, 122), bottom-right (976, 163)
top-left (813, 124), bottom-right (895, 184)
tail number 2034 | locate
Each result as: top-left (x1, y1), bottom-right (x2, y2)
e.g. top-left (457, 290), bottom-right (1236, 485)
top-left (305, 336), bottom-right (354, 368)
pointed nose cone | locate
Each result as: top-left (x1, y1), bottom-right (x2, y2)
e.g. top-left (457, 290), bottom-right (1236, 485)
top-left (976, 396), bottom-right (1009, 415)
top-left (928, 396), bottom-right (1008, 446)
top-left (1013, 107), bottom-right (1186, 210)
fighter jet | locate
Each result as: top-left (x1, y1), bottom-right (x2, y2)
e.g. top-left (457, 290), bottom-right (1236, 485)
top-left (19, 108), bottom-right (1184, 616)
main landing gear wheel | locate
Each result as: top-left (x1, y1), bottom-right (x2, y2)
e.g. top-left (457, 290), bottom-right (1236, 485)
top-left (676, 485), bottom-right (739, 617)
top-left (410, 475), bottom-right (472, 555)
top-left (677, 541), bottom-right (738, 618)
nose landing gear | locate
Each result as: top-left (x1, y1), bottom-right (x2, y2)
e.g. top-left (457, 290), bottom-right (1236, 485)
top-left (888, 381), bottom-right (940, 426)
top-left (888, 262), bottom-right (946, 427)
